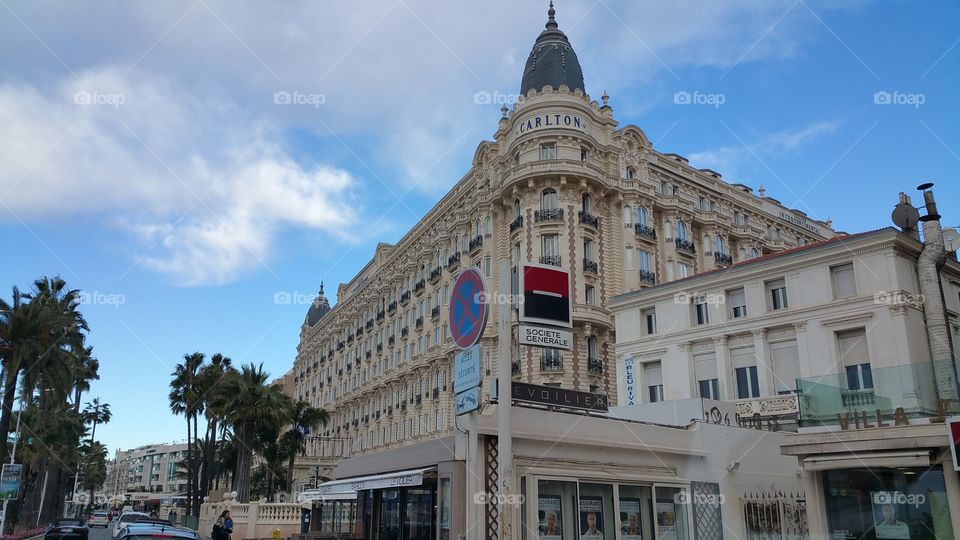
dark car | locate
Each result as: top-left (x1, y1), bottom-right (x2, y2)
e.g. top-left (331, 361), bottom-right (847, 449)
top-left (45, 518), bottom-right (89, 540)
top-left (116, 519), bottom-right (198, 540)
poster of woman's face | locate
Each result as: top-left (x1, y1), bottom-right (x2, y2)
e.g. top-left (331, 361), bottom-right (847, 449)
top-left (538, 496), bottom-right (562, 539)
top-left (619, 498), bottom-right (642, 539)
top-left (870, 492), bottom-right (911, 540)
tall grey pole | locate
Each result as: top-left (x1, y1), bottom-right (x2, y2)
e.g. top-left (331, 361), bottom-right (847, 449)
top-left (0, 376), bottom-right (23, 534)
top-left (496, 259), bottom-right (513, 539)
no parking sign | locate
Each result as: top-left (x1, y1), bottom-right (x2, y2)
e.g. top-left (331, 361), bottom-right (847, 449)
top-left (449, 268), bottom-right (488, 349)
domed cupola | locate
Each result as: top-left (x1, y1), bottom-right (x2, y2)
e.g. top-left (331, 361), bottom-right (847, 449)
top-left (519, 2), bottom-right (585, 96)
top-left (305, 282), bottom-right (331, 327)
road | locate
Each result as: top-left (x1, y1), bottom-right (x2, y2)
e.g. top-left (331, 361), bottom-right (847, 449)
top-left (88, 523), bottom-right (113, 540)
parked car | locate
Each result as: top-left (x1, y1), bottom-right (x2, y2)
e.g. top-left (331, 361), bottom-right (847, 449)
top-left (112, 512), bottom-right (149, 538)
top-left (88, 512), bottom-right (111, 528)
top-left (45, 518), bottom-right (89, 540)
top-left (116, 519), bottom-right (198, 540)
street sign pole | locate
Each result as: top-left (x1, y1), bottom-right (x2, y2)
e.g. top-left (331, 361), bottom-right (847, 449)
top-left (497, 258), bottom-right (513, 539)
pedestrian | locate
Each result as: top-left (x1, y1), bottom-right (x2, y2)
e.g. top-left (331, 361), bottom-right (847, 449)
top-left (168, 509), bottom-right (178, 525)
top-left (213, 510), bottom-right (233, 540)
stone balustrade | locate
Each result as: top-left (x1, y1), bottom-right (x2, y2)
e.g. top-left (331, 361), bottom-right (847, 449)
top-left (199, 492), bottom-right (303, 540)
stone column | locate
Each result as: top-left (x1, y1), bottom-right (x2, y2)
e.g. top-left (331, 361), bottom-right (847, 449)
top-left (752, 328), bottom-right (773, 397)
top-left (801, 470), bottom-right (830, 540)
top-left (675, 342), bottom-right (695, 399)
top-left (714, 335), bottom-right (733, 400)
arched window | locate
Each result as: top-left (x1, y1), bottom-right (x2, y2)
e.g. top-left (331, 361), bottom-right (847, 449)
top-left (636, 207), bottom-right (647, 227)
top-left (623, 205), bottom-right (633, 225)
top-left (626, 167), bottom-right (635, 179)
top-left (475, 219), bottom-right (482, 237)
top-left (587, 336), bottom-right (598, 359)
top-left (541, 189), bottom-right (557, 211)
top-left (582, 193), bottom-right (592, 213)
top-left (715, 236), bottom-right (724, 255)
top-left (677, 221), bottom-right (687, 241)
top-left (514, 199), bottom-right (521, 219)
top-left (484, 216), bottom-right (492, 236)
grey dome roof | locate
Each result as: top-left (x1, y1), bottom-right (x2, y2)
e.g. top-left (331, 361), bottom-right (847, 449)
top-left (305, 282), bottom-right (331, 327)
top-left (519, 2), bottom-right (585, 95)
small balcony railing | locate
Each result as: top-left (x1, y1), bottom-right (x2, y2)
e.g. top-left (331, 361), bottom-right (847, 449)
top-left (540, 255), bottom-right (562, 267)
top-left (578, 211), bottom-right (600, 228)
top-left (512, 361), bottom-right (521, 375)
top-left (634, 223), bottom-right (657, 241)
top-left (535, 208), bottom-right (564, 223)
top-left (429, 266), bottom-right (442, 282)
top-left (413, 280), bottom-right (424, 294)
top-left (583, 258), bottom-right (598, 274)
top-left (587, 357), bottom-right (603, 375)
top-left (639, 270), bottom-right (657, 285)
top-left (415, 316), bottom-right (424, 329)
top-left (715, 252), bottom-right (733, 265)
top-left (431, 305), bottom-right (441, 318)
top-left (469, 235), bottom-right (483, 251)
top-left (509, 215), bottom-right (523, 232)
top-left (432, 387), bottom-right (440, 400)
top-left (400, 291), bottom-right (411, 303)
top-left (675, 238), bottom-right (696, 254)
top-left (541, 356), bottom-right (563, 371)
top-left (447, 252), bottom-right (461, 268)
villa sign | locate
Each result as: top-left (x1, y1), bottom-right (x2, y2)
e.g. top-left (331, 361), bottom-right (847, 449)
top-left (838, 399), bottom-right (953, 430)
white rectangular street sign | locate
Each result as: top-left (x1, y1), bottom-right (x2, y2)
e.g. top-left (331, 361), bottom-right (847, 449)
top-left (453, 344), bottom-right (483, 393)
top-left (518, 324), bottom-right (572, 351)
top-left (455, 386), bottom-right (482, 415)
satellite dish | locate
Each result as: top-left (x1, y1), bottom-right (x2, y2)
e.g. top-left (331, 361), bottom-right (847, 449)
top-left (917, 182), bottom-right (934, 191)
top-left (891, 202), bottom-right (920, 230)
top-left (944, 228), bottom-right (960, 252)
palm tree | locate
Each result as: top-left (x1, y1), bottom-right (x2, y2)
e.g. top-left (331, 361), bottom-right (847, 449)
top-left (197, 353), bottom-right (232, 505)
top-left (82, 398), bottom-right (111, 507)
top-left (169, 353), bottom-right (205, 516)
top-left (280, 400), bottom-right (328, 496)
top-left (218, 363), bottom-right (291, 502)
top-left (71, 347), bottom-right (100, 413)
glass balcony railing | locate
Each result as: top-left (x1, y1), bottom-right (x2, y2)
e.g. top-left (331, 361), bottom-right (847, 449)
top-left (796, 361), bottom-right (960, 427)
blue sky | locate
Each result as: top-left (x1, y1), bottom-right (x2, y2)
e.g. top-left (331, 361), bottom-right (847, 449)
top-left (1, 0), bottom-right (958, 454)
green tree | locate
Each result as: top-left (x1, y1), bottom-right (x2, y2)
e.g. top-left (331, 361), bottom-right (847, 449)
top-left (279, 400), bottom-right (328, 496)
top-left (82, 398), bottom-right (111, 508)
top-left (218, 363), bottom-right (291, 502)
top-left (169, 352), bottom-right (205, 516)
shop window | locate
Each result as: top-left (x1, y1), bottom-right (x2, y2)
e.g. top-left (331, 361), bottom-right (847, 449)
top-left (537, 479), bottom-right (578, 538)
top-left (405, 488), bottom-right (435, 540)
top-left (578, 482), bottom-right (616, 539)
top-left (618, 484), bottom-right (654, 540)
top-left (654, 486), bottom-right (690, 540)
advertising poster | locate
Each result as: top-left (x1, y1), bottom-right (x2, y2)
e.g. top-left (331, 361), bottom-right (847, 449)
top-left (538, 495), bottom-right (562, 539)
top-left (578, 496), bottom-right (603, 539)
top-left (0, 464), bottom-right (22, 500)
top-left (656, 501), bottom-right (677, 540)
top-left (871, 491), bottom-right (911, 539)
top-left (619, 498), bottom-right (643, 539)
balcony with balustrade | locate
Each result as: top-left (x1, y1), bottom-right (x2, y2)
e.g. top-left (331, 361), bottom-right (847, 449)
top-left (639, 270), bottom-right (657, 285)
top-left (509, 215), bottom-right (524, 233)
top-left (714, 252), bottom-right (733, 266)
top-left (634, 223), bottom-right (657, 242)
top-left (583, 258), bottom-right (598, 274)
top-left (587, 357), bottom-right (603, 375)
top-left (468, 235), bottom-right (483, 252)
top-left (675, 238), bottom-right (696, 255)
top-left (447, 251), bottom-right (461, 268)
top-left (540, 255), bottom-right (562, 267)
top-left (578, 211), bottom-right (600, 228)
top-left (534, 209), bottom-right (564, 223)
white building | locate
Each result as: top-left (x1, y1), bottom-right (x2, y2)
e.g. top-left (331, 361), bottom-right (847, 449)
top-left (109, 442), bottom-right (190, 498)
top-left (611, 191), bottom-right (960, 539)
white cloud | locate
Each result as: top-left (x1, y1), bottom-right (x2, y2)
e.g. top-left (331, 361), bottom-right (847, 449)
top-left (0, 68), bottom-right (357, 285)
top-left (688, 121), bottom-right (840, 176)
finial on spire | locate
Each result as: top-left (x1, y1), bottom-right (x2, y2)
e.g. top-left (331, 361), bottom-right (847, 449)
top-left (546, 1), bottom-right (558, 30)
top-left (319, 281), bottom-right (325, 295)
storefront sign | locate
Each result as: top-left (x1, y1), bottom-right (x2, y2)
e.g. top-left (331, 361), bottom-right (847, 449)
top-left (623, 358), bottom-right (636, 405)
top-left (838, 399), bottom-right (953, 430)
top-left (516, 112), bottom-right (587, 136)
top-left (948, 417), bottom-right (960, 472)
top-left (512, 382), bottom-right (608, 412)
top-left (519, 264), bottom-right (572, 328)
top-left (128, 493), bottom-right (151, 501)
top-left (453, 344), bottom-right (483, 393)
top-left (518, 325), bottom-right (572, 350)
top-left (318, 470), bottom-right (426, 495)
top-left (0, 464), bottom-right (21, 499)
top-left (455, 386), bottom-right (482, 416)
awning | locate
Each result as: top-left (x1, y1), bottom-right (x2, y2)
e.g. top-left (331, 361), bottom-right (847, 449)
top-left (298, 467), bottom-right (435, 501)
top-left (296, 491), bottom-right (357, 505)
top-left (802, 450), bottom-right (930, 471)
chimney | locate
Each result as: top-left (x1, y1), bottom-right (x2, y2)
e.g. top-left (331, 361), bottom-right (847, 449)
top-left (915, 183), bottom-right (957, 401)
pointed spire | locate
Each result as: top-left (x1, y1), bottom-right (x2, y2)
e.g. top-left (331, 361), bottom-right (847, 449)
top-left (546, 1), bottom-right (558, 30)
top-left (319, 280), bottom-right (325, 295)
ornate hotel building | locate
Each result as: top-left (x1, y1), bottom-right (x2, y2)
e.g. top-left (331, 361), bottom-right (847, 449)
top-left (289, 3), bottom-right (836, 492)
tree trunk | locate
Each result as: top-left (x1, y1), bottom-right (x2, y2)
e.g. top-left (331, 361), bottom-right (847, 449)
top-left (87, 421), bottom-right (98, 510)
top-left (286, 451), bottom-right (296, 497)
top-left (185, 417), bottom-right (192, 516)
top-left (235, 420), bottom-right (255, 503)
top-left (0, 369), bottom-right (19, 461)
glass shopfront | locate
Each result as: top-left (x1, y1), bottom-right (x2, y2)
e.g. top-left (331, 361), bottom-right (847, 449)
top-left (822, 466), bottom-right (954, 540)
top-left (523, 477), bottom-right (691, 540)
